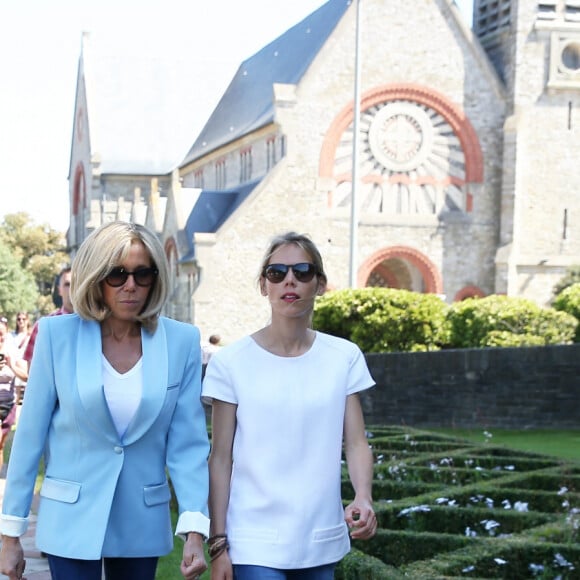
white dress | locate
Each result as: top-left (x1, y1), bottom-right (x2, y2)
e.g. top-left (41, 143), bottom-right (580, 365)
top-left (202, 331), bottom-right (375, 569)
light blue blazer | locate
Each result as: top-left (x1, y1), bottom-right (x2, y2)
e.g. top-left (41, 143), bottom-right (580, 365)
top-left (1, 314), bottom-right (210, 560)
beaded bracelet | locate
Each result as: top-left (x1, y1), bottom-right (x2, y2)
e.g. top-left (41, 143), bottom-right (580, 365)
top-left (207, 534), bottom-right (229, 561)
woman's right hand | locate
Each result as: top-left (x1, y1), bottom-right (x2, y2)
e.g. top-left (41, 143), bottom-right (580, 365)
top-left (0, 536), bottom-right (26, 579)
top-left (210, 550), bottom-right (233, 580)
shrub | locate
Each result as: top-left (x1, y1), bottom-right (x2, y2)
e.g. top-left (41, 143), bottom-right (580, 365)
top-left (313, 288), bottom-right (450, 353)
top-left (552, 283), bottom-right (580, 342)
top-left (553, 265), bottom-right (580, 296)
top-left (446, 295), bottom-right (577, 348)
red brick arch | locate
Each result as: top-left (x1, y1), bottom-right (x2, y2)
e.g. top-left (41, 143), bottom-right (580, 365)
top-left (358, 245), bottom-right (443, 294)
top-left (319, 83), bottom-right (483, 211)
top-left (454, 285), bottom-right (486, 301)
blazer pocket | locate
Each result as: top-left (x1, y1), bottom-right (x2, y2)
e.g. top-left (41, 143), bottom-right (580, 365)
top-left (167, 382), bottom-right (179, 391)
top-left (40, 477), bottom-right (81, 504)
top-left (312, 523), bottom-right (347, 543)
top-left (143, 481), bottom-right (172, 506)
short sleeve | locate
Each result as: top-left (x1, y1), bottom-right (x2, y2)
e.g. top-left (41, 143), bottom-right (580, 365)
top-left (347, 344), bottom-right (375, 396)
top-left (201, 353), bottom-right (238, 406)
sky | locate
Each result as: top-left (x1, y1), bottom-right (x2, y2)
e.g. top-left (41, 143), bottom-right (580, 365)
top-left (0, 0), bottom-right (473, 234)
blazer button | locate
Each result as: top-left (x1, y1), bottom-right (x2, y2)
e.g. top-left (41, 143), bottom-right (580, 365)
top-left (113, 446), bottom-right (123, 454)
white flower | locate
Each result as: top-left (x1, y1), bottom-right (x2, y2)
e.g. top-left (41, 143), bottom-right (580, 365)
top-left (494, 557), bottom-right (507, 565)
top-left (529, 563), bottom-right (545, 575)
top-left (481, 519), bottom-right (501, 535)
top-left (398, 505), bottom-right (431, 517)
top-left (554, 552), bottom-right (575, 570)
top-left (514, 501), bottom-right (528, 512)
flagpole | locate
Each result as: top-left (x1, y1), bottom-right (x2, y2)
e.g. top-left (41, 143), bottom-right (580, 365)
top-left (349, 0), bottom-right (362, 288)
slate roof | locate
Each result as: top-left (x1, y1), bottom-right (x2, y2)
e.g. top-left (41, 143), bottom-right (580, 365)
top-left (180, 179), bottom-right (261, 262)
top-left (181, 0), bottom-right (351, 166)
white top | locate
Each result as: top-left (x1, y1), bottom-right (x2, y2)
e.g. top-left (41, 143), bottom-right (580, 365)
top-left (102, 356), bottom-right (142, 438)
top-left (202, 331), bottom-right (375, 569)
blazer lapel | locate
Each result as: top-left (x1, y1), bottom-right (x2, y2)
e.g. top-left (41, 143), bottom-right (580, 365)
top-left (76, 318), bottom-right (118, 443)
top-left (122, 320), bottom-right (168, 445)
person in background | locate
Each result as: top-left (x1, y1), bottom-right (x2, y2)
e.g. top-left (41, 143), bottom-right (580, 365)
top-left (202, 335), bottom-right (222, 365)
top-left (9, 313), bottom-right (30, 356)
top-left (0, 221), bottom-right (209, 580)
top-left (203, 232), bottom-right (377, 580)
top-left (0, 317), bottom-right (17, 476)
top-left (9, 313), bottom-right (30, 405)
top-left (22, 266), bottom-right (74, 374)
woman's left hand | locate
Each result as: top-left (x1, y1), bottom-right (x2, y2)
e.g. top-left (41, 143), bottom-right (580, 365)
top-left (344, 498), bottom-right (377, 540)
top-left (180, 532), bottom-right (208, 580)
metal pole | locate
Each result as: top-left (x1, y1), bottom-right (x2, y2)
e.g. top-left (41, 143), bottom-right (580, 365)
top-left (349, 0), bottom-right (362, 288)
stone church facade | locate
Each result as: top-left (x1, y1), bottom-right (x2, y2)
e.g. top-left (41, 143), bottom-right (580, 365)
top-left (67, 0), bottom-right (580, 344)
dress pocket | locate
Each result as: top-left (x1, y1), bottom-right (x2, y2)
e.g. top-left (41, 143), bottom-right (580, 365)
top-left (312, 523), bottom-right (347, 543)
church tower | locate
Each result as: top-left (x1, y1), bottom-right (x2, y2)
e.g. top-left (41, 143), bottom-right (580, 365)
top-left (475, 0), bottom-right (580, 304)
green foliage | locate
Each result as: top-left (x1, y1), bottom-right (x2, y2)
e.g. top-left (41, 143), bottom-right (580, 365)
top-left (313, 288), bottom-right (449, 353)
top-left (552, 283), bottom-right (580, 342)
top-left (0, 212), bottom-right (69, 319)
top-left (553, 265), bottom-right (580, 296)
top-left (336, 547), bottom-right (404, 579)
top-left (446, 294), bottom-right (577, 348)
top-left (313, 289), bottom-right (576, 352)
top-left (0, 241), bottom-right (38, 317)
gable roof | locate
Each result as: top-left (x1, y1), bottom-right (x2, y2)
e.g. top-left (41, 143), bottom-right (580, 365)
top-left (181, 0), bottom-right (351, 166)
top-left (180, 179), bottom-right (261, 262)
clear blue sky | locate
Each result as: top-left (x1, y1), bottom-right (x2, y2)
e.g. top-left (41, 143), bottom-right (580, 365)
top-left (0, 0), bottom-right (473, 233)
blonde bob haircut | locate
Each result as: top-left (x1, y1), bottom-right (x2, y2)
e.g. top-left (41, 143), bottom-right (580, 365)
top-left (71, 221), bottom-right (169, 332)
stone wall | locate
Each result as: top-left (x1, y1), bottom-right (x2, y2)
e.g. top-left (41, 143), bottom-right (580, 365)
top-left (360, 344), bottom-right (580, 429)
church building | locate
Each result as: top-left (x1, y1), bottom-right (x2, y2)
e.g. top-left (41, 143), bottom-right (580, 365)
top-left (67, 0), bottom-right (580, 343)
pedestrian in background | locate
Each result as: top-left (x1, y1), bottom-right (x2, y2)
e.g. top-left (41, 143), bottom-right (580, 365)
top-left (9, 312), bottom-right (30, 405)
top-left (0, 221), bottom-right (209, 580)
top-left (203, 231), bottom-right (377, 580)
top-left (22, 266), bottom-right (74, 375)
top-left (0, 318), bottom-right (18, 477)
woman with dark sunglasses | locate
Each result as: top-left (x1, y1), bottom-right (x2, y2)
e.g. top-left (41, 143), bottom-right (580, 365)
top-left (203, 232), bottom-right (377, 580)
top-left (0, 221), bottom-right (209, 580)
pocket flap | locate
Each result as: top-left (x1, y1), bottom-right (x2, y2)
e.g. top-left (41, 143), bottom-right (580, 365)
top-left (143, 482), bottom-right (171, 506)
top-left (40, 477), bottom-right (81, 504)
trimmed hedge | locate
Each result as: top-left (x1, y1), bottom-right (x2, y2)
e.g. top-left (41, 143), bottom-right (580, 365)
top-left (553, 283), bottom-right (580, 342)
top-left (313, 289), bottom-right (579, 352)
top-left (313, 288), bottom-right (450, 352)
top-left (336, 426), bottom-right (580, 579)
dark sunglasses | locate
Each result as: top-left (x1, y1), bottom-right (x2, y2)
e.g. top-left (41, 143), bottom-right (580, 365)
top-left (104, 267), bottom-right (158, 288)
top-left (263, 262), bottom-right (318, 284)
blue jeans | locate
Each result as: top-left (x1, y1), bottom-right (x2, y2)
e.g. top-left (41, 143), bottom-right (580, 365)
top-left (47, 554), bottom-right (158, 580)
top-left (234, 563), bottom-right (336, 579)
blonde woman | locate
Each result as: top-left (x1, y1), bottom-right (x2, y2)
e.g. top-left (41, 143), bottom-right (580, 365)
top-left (0, 221), bottom-right (209, 580)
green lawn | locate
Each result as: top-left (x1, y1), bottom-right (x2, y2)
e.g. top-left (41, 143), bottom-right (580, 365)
top-left (430, 427), bottom-right (580, 462)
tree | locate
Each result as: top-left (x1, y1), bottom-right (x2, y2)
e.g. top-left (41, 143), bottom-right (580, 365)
top-left (0, 212), bottom-right (69, 318)
top-left (0, 241), bottom-right (38, 317)
top-left (553, 265), bottom-right (580, 296)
